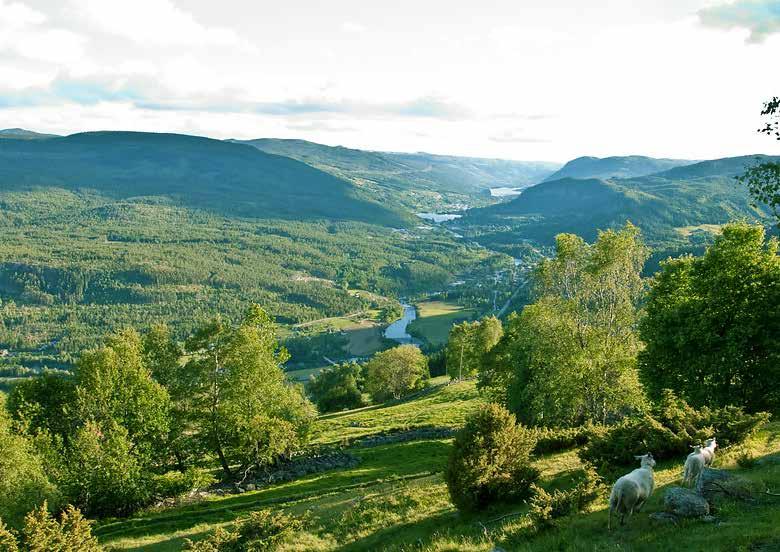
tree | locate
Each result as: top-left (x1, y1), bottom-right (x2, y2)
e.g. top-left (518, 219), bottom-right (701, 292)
top-left (305, 362), bottom-right (365, 413)
top-left (480, 224), bottom-right (648, 427)
top-left (364, 345), bottom-right (428, 402)
top-left (60, 421), bottom-right (150, 518)
top-left (445, 403), bottom-right (539, 511)
top-left (74, 328), bottom-right (171, 466)
top-left (445, 316), bottom-right (502, 380)
top-left (142, 324), bottom-right (194, 472)
top-left (639, 222), bottom-right (780, 413)
top-left (185, 305), bottom-right (316, 478)
top-left (0, 395), bottom-right (59, 530)
top-left (740, 96), bottom-right (780, 223)
top-left (7, 372), bottom-right (77, 443)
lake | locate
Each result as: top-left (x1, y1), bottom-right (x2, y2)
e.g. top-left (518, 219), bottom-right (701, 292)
top-left (490, 187), bottom-right (523, 197)
top-left (416, 213), bottom-right (462, 223)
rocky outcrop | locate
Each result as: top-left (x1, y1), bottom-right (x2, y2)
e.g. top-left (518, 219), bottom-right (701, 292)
top-left (664, 487), bottom-right (710, 518)
top-left (353, 426), bottom-right (456, 448)
top-left (696, 468), bottom-right (764, 508)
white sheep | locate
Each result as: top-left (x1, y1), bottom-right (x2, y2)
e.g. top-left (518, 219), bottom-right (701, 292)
top-left (701, 437), bottom-right (717, 467)
top-left (682, 445), bottom-right (706, 487)
top-left (608, 453), bottom-right (656, 530)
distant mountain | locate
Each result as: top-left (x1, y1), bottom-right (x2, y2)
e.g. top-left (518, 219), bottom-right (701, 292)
top-left (465, 154), bottom-right (779, 252)
top-left (233, 138), bottom-right (560, 204)
top-left (0, 132), bottom-right (408, 225)
top-left (543, 155), bottom-right (696, 182)
top-left (0, 128), bottom-right (59, 140)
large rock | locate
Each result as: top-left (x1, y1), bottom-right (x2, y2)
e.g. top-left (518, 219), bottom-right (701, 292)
top-left (664, 486), bottom-right (710, 518)
top-left (696, 468), bottom-right (764, 508)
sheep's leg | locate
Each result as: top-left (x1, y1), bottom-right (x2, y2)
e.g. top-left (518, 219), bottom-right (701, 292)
top-left (608, 507), bottom-right (612, 531)
top-left (634, 498), bottom-right (646, 512)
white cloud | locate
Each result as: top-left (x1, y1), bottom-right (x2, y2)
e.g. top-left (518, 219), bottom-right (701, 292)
top-left (71, 0), bottom-right (258, 51)
top-left (342, 21), bottom-right (366, 34)
top-left (0, 0), bottom-right (87, 63)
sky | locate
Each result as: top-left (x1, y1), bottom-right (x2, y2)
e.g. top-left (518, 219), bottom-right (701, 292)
top-left (0, 0), bottom-right (779, 162)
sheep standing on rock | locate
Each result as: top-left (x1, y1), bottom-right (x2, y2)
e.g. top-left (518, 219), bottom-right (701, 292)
top-left (608, 453), bottom-right (656, 529)
top-left (701, 437), bottom-right (717, 467)
top-left (683, 445), bottom-right (706, 487)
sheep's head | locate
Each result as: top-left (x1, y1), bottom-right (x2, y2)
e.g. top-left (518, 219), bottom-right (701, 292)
top-left (690, 444), bottom-right (703, 453)
top-left (635, 453), bottom-right (656, 469)
top-left (706, 438), bottom-right (717, 449)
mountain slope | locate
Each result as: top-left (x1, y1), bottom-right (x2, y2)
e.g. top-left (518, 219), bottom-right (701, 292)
top-left (0, 128), bottom-right (60, 140)
top-left (543, 155), bottom-right (696, 181)
top-left (464, 155), bottom-right (779, 252)
top-left (234, 138), bottom-right (560, 207)
top-left (0, 132), bottom-right (407, 225)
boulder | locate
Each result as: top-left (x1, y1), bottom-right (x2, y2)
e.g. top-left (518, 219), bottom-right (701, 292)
top-left (697, 468), bottom-right (764, 508)
top-left (664, 486), bottom-right (710, 518)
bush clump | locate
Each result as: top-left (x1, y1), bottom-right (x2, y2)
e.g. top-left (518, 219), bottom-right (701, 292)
top-left (184, 509), bottom-right (302, 551)
top-left (580, 390), bottom-right (769, 474)
top-left (445, 403), bottom-right (540, 512)
top-left (528, 466), bottom-right (605, 529)
top-left (532, 425), bottom-right (597, 455)
top-left (151, 467), bottom-right (217, 500)
top-left (0, 502), bottom-right (100, 551)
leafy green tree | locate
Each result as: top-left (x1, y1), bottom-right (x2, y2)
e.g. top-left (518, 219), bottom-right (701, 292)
top-left (75, 328), bottom-right (171, 466)
top-left (481, 224), bottom-right (648, 426)
top-left (7, 372), bottom-right (77, 442)
top-left (364, 345), bottom-right (429, 402)
top-left (639, 222), bottom-right (780, 413)
top-left (60, 421), bottom-right (150, 518)
top-left (185, 305), bottom-right (316, 478)
top-left (740, 97), bottom-right (780, 222)
top-left (445, 316), bottom-right (502, 380)
top-left (0, 396), bottom-right (59, 530)
top-left (445, 403), bottom-right (539, 512)
top-left (306, 362), bottom-right (365, 413)
top-left (142, 324), bottom-right (194, 472)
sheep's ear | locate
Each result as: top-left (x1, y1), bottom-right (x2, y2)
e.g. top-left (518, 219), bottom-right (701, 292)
top-left (634, 455), bottom-right (644, 459)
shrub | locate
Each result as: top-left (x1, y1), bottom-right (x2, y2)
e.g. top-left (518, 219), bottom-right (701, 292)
top-left (445, 403), bottom-right (540, 512)
top-left (532, 425), bottom-right (596, 455)
top-left (151, 467), bottom-right (217, 500)
top-left (184, 509), bottom-right (302, 551)
top-left (528, 466), bottom-right (605, 529)
top-left (580, 390), bottom-right (769, 475)
top-left (0, 502), bottom-right (100, 551)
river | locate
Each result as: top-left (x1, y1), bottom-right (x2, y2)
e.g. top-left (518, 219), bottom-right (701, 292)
top-left (384, 303), bottom-right (419, 345)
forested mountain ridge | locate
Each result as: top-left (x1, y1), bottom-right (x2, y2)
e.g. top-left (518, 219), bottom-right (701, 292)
top-left (0, 131), bottom-right (408, 226)
top-left (462, 154), bottom-right (780, 255)
top-left (234, 137), bottom-right (560, 209)
top-left (0, 128), bottom-right (59, 140)
top-left (543, 154), bottom-right (696, 181)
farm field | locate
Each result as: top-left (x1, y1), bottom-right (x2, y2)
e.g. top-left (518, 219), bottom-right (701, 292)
top-left (96, 378), bottom-right (780, 552)
top-left (407, 301), bottom-right (476, 347)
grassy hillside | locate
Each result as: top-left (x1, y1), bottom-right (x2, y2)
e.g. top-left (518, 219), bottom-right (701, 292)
top-left (96, 378), bottom-right (780, 551)
top-left (543, 155), bottom-right (695, 181)
top-left (236, 138), bottom-right (559, 210)
top-left (463, 155), bottom-right (780, 256)
top-left (0, 132), bottom-right (407, 226)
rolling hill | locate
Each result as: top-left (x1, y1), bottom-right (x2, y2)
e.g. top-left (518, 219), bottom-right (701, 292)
top-left (543, 155), bottom-right (696, 181)
top-left (463, 154), bottom-right (779, 256)
top-left (0, 131), bottom-right (407, 225)
top-left (234, 138), bottom-right (560, 208)
top-left (0, 128), bottom-right (60, 140)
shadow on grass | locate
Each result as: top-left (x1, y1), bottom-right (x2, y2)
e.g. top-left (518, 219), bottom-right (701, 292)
top-left (97, 439), bottom-right (451, 546)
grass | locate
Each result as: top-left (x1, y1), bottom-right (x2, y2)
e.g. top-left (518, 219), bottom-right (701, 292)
top-left (407, 301), bottom-right (475, 347)
top-left (97, 379), bottom-right (780, 551)
top-left (312, 378), bottom-right (484, 445)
